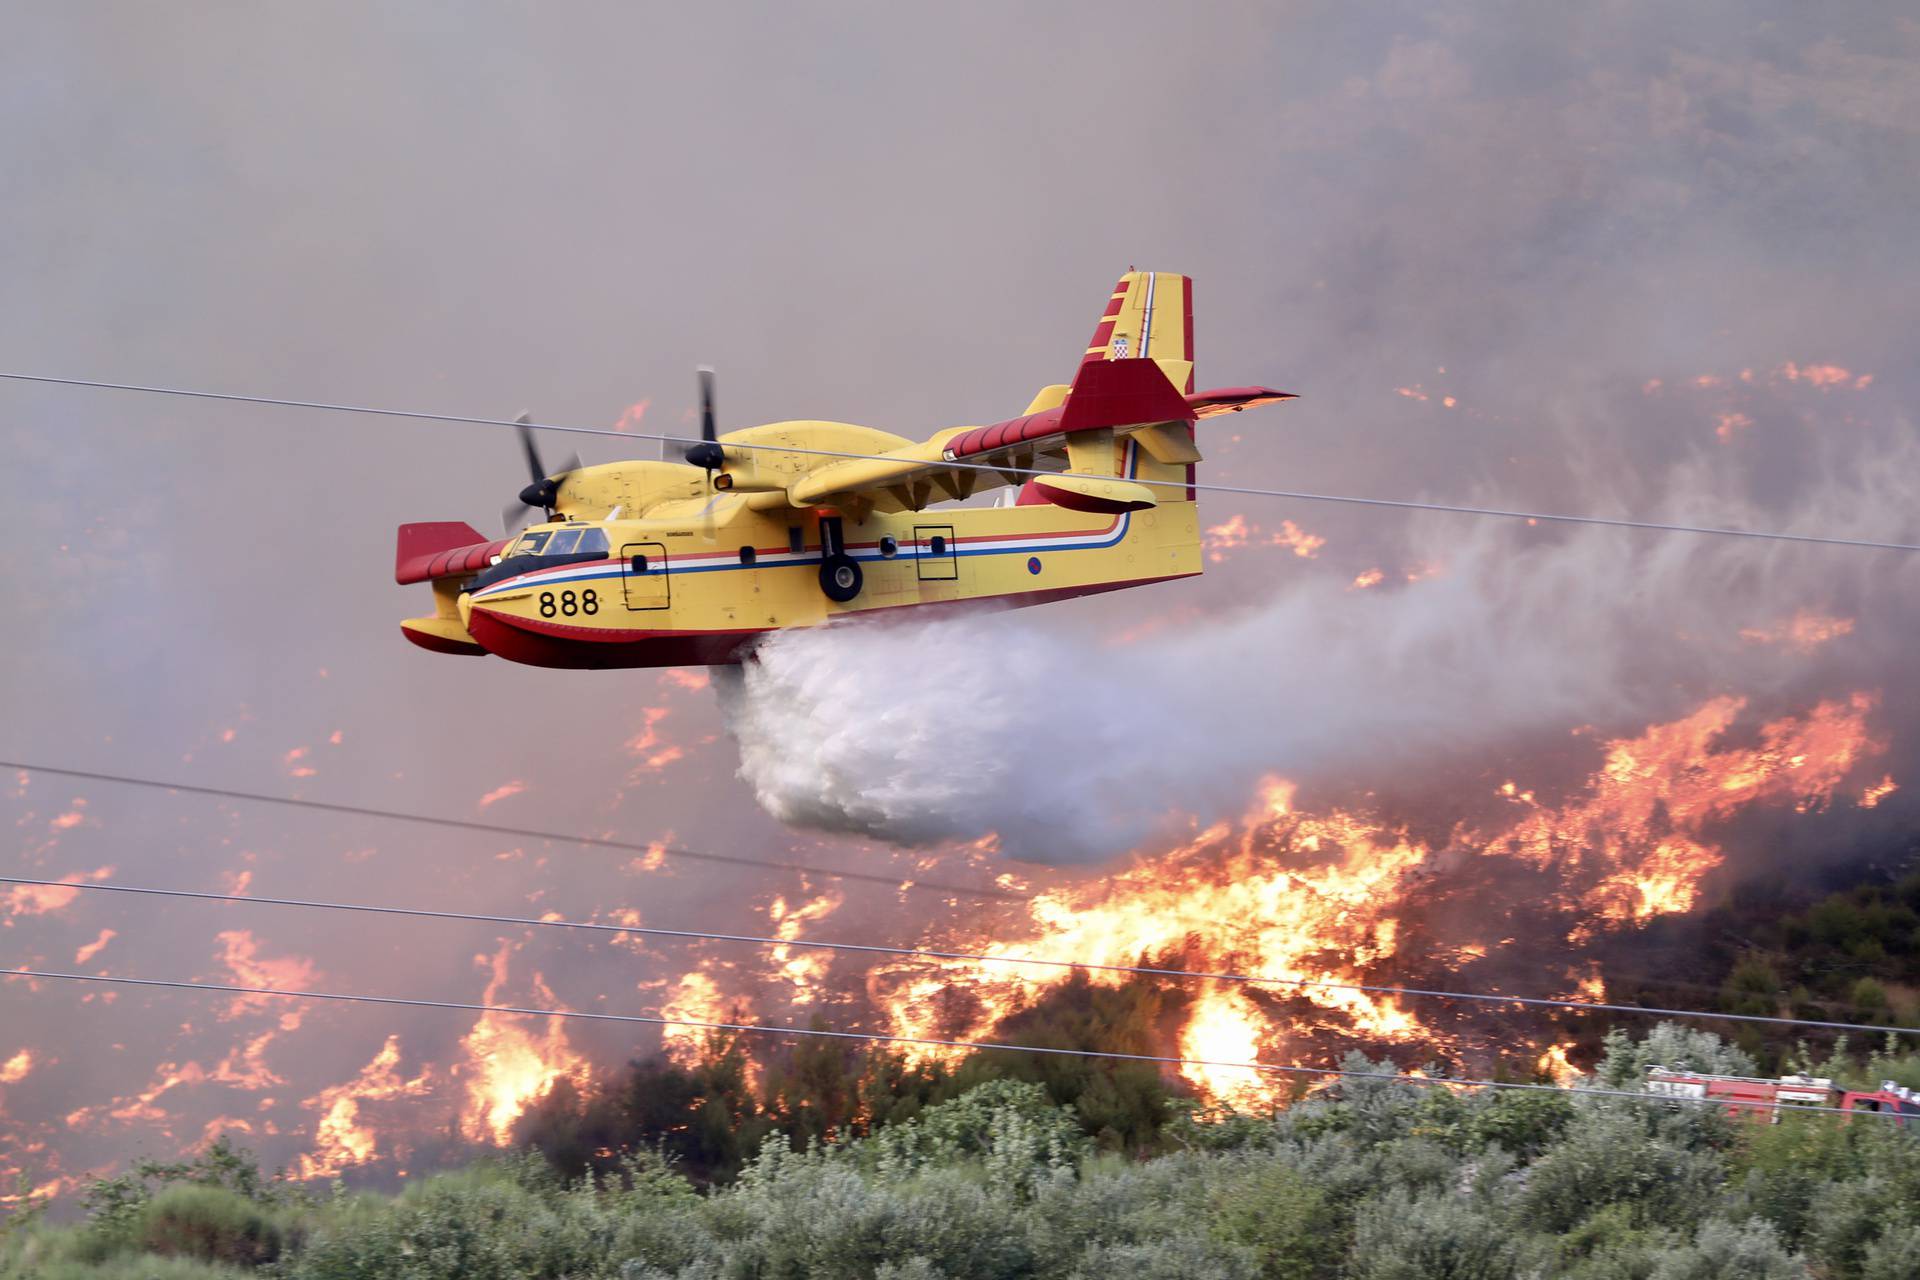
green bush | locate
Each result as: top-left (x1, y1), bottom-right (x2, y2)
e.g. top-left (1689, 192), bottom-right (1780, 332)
top-left (4, 1254), bottom-right (251, 1280)
top-left (1347, 1189), bottom-right (1519, 1280)
top-left (134, 1184), bottom-right (286, 1267)
top-left (1205, 1158), bottom-right (1340, 1279)
top-left (1648, 1218), bottom-right (1808, 1280)
top-left (11, 1026), bottom-right (1918, 1280)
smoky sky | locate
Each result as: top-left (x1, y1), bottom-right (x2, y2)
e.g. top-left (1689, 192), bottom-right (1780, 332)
top-left (3, 2), bottom-right (1919, 1192)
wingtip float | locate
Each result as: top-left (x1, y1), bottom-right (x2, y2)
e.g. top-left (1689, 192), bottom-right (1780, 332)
top-left (397, 271), bottom-right (1293, 670)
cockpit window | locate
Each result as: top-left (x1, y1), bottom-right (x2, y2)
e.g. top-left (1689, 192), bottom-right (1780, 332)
top-left (575, 528), bottom-right (610, 556)
top-left (545, 528), bottom-right (583, 555)
top-left (510, 530), bottom-right (552, 556)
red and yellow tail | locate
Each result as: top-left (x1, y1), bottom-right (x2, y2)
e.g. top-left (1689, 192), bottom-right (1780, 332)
top-left (1082, 270), bottom-right (1194, 394)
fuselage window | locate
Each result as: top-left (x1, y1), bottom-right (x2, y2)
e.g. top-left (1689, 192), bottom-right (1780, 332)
top-left (739, 546), bottom-right (757, 566)
top-left (879, 536), bottom-right (897, 558)
top-left (574, 528), bottom-right (610, 557)
top-left (929, 535), bottom-right (947, 556)
top-left (787, 526), bottom-right (805, 554)
top-left (545, 528), bottom-right (583, 555)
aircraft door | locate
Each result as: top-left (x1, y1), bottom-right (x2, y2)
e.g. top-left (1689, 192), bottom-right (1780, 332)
top-left (914, 524), bottom-right (958, 581)
top-left (620, 541), bottom-right (670, 610)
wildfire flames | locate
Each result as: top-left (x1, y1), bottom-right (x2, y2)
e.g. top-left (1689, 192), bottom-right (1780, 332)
top-left (665, 691), bottom-right (1890, 1113)
top-left (457, 945), bottom-right (588, 1144)
top-left (0, 660), bottom-right (1899, 1188)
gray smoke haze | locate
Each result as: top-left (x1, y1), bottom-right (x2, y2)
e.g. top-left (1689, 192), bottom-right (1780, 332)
top-left (3, 0), bottom-right (1919, 1197)
top-left (720, 434), bottom-right (1920, 862)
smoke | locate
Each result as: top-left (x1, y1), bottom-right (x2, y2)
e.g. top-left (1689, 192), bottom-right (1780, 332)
top-left (720, 437), bottom-right (1920, 862)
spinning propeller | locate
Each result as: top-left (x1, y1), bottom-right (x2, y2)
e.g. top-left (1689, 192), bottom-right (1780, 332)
top-left (683, 368), bottom-right (724, 538)
top-left (502, 412), bottom-right (580, 534)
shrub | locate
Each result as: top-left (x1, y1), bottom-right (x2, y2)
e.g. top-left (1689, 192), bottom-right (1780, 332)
top-left (1861, 1223), bottom-right (1920, 1280)
top-left (4, 1254), bottom-right (251, 1280)
top-left (1205, 1159), bottom-right (1340, 1279)
top-left (1347, 1189), bottom-right (1519, 1280)
top-left (1647, 1218), bottom-right (1808, 1280)
top-left (134, 1184), bottom-right (287, 1267)
top-left (1467, 1088), bottom-right (1574, 1159)
top-left (1592, 1025), bottom-right (1757, 1089)
top-left (867, 1079), bottom-right (1087, 1197)
top-left (1518, 1108), bottom-right (1724, 1235)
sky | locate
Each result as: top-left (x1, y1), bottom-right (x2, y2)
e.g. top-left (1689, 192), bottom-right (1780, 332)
top-left (3, 1), bottom-right (1919, 1193)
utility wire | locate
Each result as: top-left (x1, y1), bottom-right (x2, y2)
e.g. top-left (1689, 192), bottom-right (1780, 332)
top-left (5, 371), bottom-right (1916, 553)
top-left (11, 872), bottom-right (1917, 1040)
top-left (0, 761), bottom-right (1023, 903)
top-left (0, 967), bottom-right (1899, 1121)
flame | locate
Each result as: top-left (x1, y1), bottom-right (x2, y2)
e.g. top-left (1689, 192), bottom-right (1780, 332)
top-left (841, 695), bottom-right (1886, 1107)
top-left (767, 890), bottom-right (844, 1006)
top-left (626, 707), bottom-right (683, 772)
top-left (214, 930), bottom-right (318, 1015)
top-left (477, 780), bottom-right (527, 809)
top-left (1535, 1042), bottom-right (1579, 1084)
top-left (0, 1049), bottom-right (33, 1084)
top-left (3, 866), bottom-right (113, 917)
top-left (1774, 361), bottom-right (1856, 389)
top-left (73, 929), bottom-right (115, 965)
top-left (457, 945), bottom-right (587, 1144)
top-left (1180, 986), bottom-right (1270, 1111)
top-left (1203, 514), bottom-right (1326, 564)
top-left (1715, 411), bottom-right (1754, 441)
top-left (1352, 568), bottom-right (1385, 590)
top-left (1860, 775), bottom-right (1897, 808)
top-left (868, 786), bottom-right (1434, 1102)
top-left (612, 399), bottom-right (652, 432)
top-left (659, 970), bottom-right (733, 1065)
top-left (1740, 611), bottom-right (1856, 653)
top-left (291, 1035), bottom-right (432, 1180)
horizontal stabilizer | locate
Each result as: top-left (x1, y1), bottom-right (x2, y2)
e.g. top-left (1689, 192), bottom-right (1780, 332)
top-left (1187, 386), bottom-right (1296, 418)
top-left (396, 521), bottom-right (508, 584)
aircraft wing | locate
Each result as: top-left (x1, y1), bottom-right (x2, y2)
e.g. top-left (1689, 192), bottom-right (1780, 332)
top-left (785, 359), bottom-right (1285, 513)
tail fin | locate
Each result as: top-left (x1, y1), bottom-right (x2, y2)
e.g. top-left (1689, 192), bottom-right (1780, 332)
top-left (1081, 270), bottom-right (1194, 395)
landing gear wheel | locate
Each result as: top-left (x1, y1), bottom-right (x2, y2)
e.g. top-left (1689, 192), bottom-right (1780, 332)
top-left (819, 553), bottom-right (863, 603)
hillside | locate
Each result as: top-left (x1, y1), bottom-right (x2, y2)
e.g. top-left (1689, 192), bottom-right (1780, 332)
top-left (5, 1024), bottom-right (1919, 1280)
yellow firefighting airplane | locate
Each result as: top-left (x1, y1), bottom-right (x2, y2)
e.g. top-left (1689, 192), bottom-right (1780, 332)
top-left (396, 271), bottom-right (1292, 668)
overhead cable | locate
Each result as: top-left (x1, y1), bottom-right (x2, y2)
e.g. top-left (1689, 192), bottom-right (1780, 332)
top-left (4, 371), bottom-right (1916, 553)
top-left (0, 966), bottom-right (1898, 1121)
top-left (0, 760), bottom-right (1023, 903)
top-left (10, 872), bottom-right (1916, 1040)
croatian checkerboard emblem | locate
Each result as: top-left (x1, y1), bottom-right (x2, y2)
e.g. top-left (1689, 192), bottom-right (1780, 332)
top-left (1110, 335), bottom-right (1130, 358)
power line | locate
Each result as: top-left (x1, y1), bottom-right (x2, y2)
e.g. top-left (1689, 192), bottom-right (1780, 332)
top-left (0, 761), bottom-right (1023, 903)
top-left (0, 966), bottom-right (1897, 1121)
top-left (11, 872), bottom-right (1917, 1040)
top-left (6, 371), bottom-right (1916, 553)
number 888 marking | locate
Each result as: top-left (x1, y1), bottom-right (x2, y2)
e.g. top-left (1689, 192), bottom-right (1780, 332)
top-left (538, 589), bottom-right (599, 618)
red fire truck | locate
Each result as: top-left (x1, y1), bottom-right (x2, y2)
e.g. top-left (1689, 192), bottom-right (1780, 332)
top-left (1646, 1066), bottom-right (1920, 1123)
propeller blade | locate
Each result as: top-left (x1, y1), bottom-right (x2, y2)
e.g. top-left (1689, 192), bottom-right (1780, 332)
top-left (513, 412), bottom-right (545, 488)
top-left (683, 368), bottom-right (726, 471)
top-left (505, 412), bottom-right (582, 531)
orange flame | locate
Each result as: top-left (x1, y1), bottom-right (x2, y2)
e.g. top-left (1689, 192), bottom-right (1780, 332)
top-left (1740, 611), bottom-right (1856, 654)
top-left (291, 1035), bottom-right (433, 1180)
top-left (0, 1049), bottom-right (33, 1085)
top-left (457, 945), bottom-right (587, 1144)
